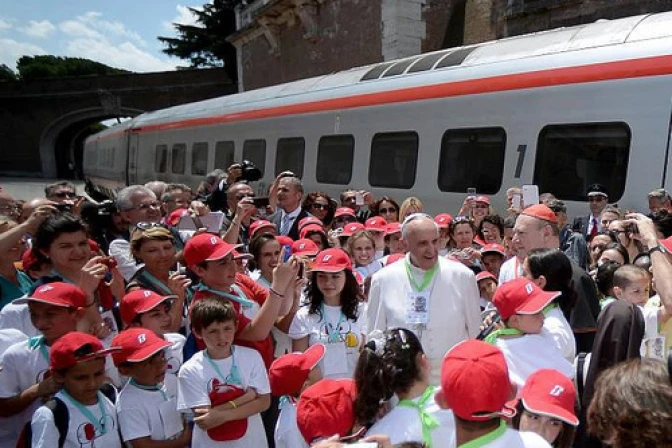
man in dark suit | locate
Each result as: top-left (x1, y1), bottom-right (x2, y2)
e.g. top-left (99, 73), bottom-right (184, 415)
top-left (572, 183), bottom-right (609, 242)
top-left (267, 176), bottom-right (311, 241)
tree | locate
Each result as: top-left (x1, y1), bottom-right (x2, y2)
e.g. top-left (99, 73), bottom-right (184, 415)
top-left (158, 0), bottom-right (242, 81)
top-left (16, 56), bottom-right (129, 81)
top-left (0, 64), bottom-right (17, 82)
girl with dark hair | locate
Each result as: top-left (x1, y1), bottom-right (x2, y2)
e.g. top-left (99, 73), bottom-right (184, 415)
top-left (597, 242), bottom-right (629, 266)
top-left (594, 261), bottom-right (620, 309)
top-left (448, 217), bottom-right (482, 270)
top-left (289, 248), bottom-right (365, 379)
top-left (0, 218), bottom-right (31, 308)
top-left (33, 213), bottom-right (123, 338)
top-left (303, 192), bottom-right (336, 227)
top-left (355, 328), bottom-right (455, 447)
top-left (523, 248), bottom-right (577, 362)
top-left (478, 214), bottom-right (505, 245)
top-left (371, 196), bottom-right (400, 223)
top-left (512, 369), bottom-right (578, 448)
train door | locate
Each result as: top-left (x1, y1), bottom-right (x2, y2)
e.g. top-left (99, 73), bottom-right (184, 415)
top-left (127, 132), bottom-right (139, 185)
top-left (663, 107), bottom-right (672, 193)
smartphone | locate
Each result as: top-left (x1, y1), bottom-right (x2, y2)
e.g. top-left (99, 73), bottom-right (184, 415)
top-left (512, 193), bottom-right (522, 210)
top-left (355, 192), bottom-right (364, 206)
top-left (522, 185), bottom-right (540, 207)
top-left (283, 245), bottom-right (292, 262)
top-left (55, 203), bottom-right (72, 212)
top-left (252, 197), bottom-right (270, 208)
top-left (467, 187), bottom-right (477, 196)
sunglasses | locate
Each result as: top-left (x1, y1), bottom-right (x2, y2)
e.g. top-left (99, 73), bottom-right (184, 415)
top-left (135, 221), bottom-right (164, 231)
top-left (379, 207), bottom-right (397, 214)
top-left (53, 191), bottom-right (77, 199)
top-left (311, 203), bottom-right (329, 210)
top-left (472, 204), bottom-right (489, 209)
top-left (236, 193), bottom-right (255, 200)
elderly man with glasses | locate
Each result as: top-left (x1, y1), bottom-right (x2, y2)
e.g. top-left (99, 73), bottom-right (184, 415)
top-left (367, 213), bottom-right (481, 384)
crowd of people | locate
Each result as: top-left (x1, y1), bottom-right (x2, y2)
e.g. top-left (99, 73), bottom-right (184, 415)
top-left (1, 167), bottom-right (672, 448)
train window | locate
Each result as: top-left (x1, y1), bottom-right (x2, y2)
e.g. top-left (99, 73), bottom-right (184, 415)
top-left (155, 145), bottom-right (168, 173)
top-left (317, 135), bottom-right (354, 184)
top-left (191, 142), bottom-right (209, 176)
top-left (171, 143), bottom-right (187, 174)
top-left (215, 141), bottom-right (235, 170)
top-left (275, 137), bottom-right (305, 177)
top-left (243, 139), bottom-right (266, 176)
top-left (369, 131), bottom-right (419, 189)
top-left (534, 122), bottom-right (631, 202)
top-left (438, 127), bottom-right (506, 194)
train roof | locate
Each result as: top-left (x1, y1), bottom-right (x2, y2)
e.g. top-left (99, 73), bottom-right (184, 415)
top-left (130, 11), bottom-right (672, 130)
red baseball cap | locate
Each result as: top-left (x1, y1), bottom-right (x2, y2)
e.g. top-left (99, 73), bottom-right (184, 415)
top-left (292, 239), bottom-right (320, 257)
top-left (481, 244), bottom-right (506, 257)
top-left (386, 253), bottom-right (406, 265)
top-left (298, 216), bottom-right (323, 231)
top-left (519, 369), bottom-right (579, 426)
top-left (297, 379), bottom-right (357, 444)
top-left (300, 224), bottom-right (326, 239)
top-left (167, 208), bottom-right (189, 226)
top-left (311, 248), bottom-right (352, 273)
top-left (111, 328), bottom-right (173, 367)
top-left (16, 282), bottom-right (86, 308)
top-left (233, 250), bottom-right (253, 261)
top-left (434, 213), bottom-right (454, 228)
top-left (183, 233), bottom-right (241, 268)
top-left (492, 278), bottom-right (560, 320)
top-left (119, 289), bottom-right (176, 325)
top-left (365, 217), bottom-right (387, 233)
top-left (659, 236), bottom-right (672, 253)
top-left (21, 248), bottom-right (41, 272)
top-left (385, 222), bottom-right (402, 236)
top-left (440, 339), bottom-right (514, 421)
top-left (276, 235), bottom-right (294, 248)
top-left (341, 222), bottom-right (365, 237)
top-left (521, 204), bottom-right (557, 224)
top-left (334, 207), bottom-right (356, 219)
top-left (474, 195), bottom-right (490, 205)
top-left (269, 344), bottom-right (325, 397)
top-left (249, 220), bottom-right (277, 237)
top-left (50, 332), bottom-right (118, 371)
top-left (475, 271), bottom-right (497, 283)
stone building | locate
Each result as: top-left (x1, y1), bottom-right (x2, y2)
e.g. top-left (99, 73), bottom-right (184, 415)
top-left (228, 0), bottom-right (672, 91)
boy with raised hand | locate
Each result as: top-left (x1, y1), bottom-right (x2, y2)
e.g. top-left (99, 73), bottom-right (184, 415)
top-left (178, 298), bottom-right (271, 447)
top-left (486, 278), bottom-right (574, 389)
top-left (436, 339), bottom-right (551, 448)
top-left (31, 331), bottom-right (122, 447)
top-left (184, 233), bottom-right (299, 369)
top-left (269, 344), bottom-right (325, 448)
top-left (120, 289), bottom-right (186, 394)
top-left (113, 328), bottom-right (192, 447)
top-left (0, 282), bottom-right (86, 445)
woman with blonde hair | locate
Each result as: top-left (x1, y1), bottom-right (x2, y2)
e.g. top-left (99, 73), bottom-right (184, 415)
top-left (399, 197), bottom-right (424, 221)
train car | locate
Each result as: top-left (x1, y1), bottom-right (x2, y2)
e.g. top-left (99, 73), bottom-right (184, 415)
top-left (83, 11), bottom-right (672, 217)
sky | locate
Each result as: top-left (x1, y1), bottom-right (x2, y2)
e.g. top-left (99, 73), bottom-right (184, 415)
top-left (0, 0), bottom-right (212, 73)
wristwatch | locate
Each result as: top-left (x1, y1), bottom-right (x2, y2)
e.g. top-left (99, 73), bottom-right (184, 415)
top-left (648, 244), bottom-right (666, 256)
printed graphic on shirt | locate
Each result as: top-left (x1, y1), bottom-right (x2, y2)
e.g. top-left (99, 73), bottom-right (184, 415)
top-left (76, 414), bottom-right (116, 447)
top-left (319, 321), bottom-right (359, 348)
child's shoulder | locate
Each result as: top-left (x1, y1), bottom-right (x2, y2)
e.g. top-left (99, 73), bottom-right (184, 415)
top-left (180, 350), bottom-right (206, 372)
top-left (164, 332), bottom-right (186, 348)
top-left (233, 344), bottom-right (263, 361)
top-left (2, 337), bottom-right (35, 360)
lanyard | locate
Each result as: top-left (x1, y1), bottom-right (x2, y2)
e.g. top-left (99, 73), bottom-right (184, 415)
top-left (28, 335), bottom-right (50, 363)
top-left (278, 395), bottom-right (296, 410)
top-left (543, 303), bottom-right (558, 315)
top-left (129, 378), bottom-right (169, 401)
top-left (404, 260), bottom-right (438, 293)
top-left (60, 390), bottom-right (108, 435)
top-left (459, 420), bottom-right (507, 448)
top-left (484, 327), bottom-right (523, 344)
top-left (397, 385), bottom-right (439, 448)
top-left (204, 347), bottom-right (242, 385)
top-left (193, 283), bottom-right (254, 309)
top-left (321, 303), bottom-right (346, 343)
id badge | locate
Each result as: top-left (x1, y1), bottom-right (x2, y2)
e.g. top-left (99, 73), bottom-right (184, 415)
top-left (322, 342), bottom-right (348, 377)
top-left (644, 336), bottom-right (666, 359)
top-left (406, 292), bottom-right (429, 325)
top-left (159, 399), bottom-right (184, 439)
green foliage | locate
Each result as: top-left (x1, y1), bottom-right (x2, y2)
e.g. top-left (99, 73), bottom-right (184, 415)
top-left (0, 64), bottom-right (17, 82)
top-left (158, 0), bottom-right (242, 81)
top-left (16, 55), bottom-right (129, 81)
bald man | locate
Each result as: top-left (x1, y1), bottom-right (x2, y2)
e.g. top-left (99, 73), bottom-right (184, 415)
top-left (367, 213), bottom-right (481, 383)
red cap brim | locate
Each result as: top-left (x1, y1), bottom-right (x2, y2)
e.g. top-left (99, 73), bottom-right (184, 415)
top-left (126, 339), bottom-right (173, 363)
top-left (14, 297), bottom-right (74, 307)
top-left (522, 398), bottom-right (579, 426)
top-left (311, 265), bottom-right (348, 273)
top-left (517, 291), bottom-right (561, 315)
top-left (206, 244), bottom-right (242, 262)
top-left (302, 343), bottom-right (326, 370)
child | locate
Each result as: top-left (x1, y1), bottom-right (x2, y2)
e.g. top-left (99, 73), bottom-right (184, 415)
top-left (30, 331), bottom-right (122, 447)
top-left (348, 229), bottom-right (384, 280)
top-left (436, 339), bottom-right (551, 447)
top-left (269, 344), bottom-right (325, 448)
top-left (0, 282), bottom-right (87, 445)
top-left (177, 298), bottom-right (270, 447)
top-left (480, 244), bottom-right (507, 279)
top-left (113, 328), bottom-right (192, 447)
top-left (476, 271), bottom-right (498, 311)
top-left (487, 278), bottom-right (573, 389)
top-left (120, 289), bottom-right (186, 395)
top-left (612, 264), bottom-right (670, 358)
top-left (295, 378), bottom-right (357, 445)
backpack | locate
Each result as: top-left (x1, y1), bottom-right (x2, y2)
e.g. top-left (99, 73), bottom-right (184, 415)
top-left (17, 383), bottom-right (117, 448)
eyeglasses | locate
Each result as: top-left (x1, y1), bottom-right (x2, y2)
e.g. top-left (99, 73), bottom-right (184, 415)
top-left (52, 191), bottom-right (77, 199)
top-left (235, 193), bottom-right (255, 200)
top-left (311, 203), bottom-right (329, 210)
top-left (453, 216), bottom-right (473, 223)
top-left (379, 207), bottom-right (397, 214)
top-left (135, 222), bottom-right (164, 231)
top-left (132, 202), bottom-right (161, 211)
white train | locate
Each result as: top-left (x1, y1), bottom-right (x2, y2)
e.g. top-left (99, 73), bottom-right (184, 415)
top-left (84, 11), bottom-right (672, 217)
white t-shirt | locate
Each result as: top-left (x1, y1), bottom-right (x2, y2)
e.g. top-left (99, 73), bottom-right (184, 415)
top-left (367, 387), bottom-right (456, 448)
top-left (117, 380), bottom-right (184, 443)
top-left (541, 306), bottom-right (576, 362)
top-left (0, 329), bottom-right (30, 446)
top-left (498, 257), bottom-right (523, 285)
top-left (31, 390), bottom-right (121, 448)
top-left (275, 400), bottom-right (308, 448)
top-left (177, 346), bottom-right (270, 448)
top-left (288, 302), bottom-right (366, 379)
top-left (0, 328), bottom-right (27, 358)
top-left (250, 270), bottom-right (293, 358)
top-left (0, 300), bottom-right (38, 337)
top-left (164, 332), bottom-right (186, 397)
top-left (461, 423), bottom-right (551, 447)
top-left (495, 334), bottom-right (574, 390)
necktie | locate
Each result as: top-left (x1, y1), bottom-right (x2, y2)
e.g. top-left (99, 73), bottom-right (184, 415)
top-left (280, 214), bottom-right (292, 235)
top-left (590, 217), bottom-right (598, 240)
